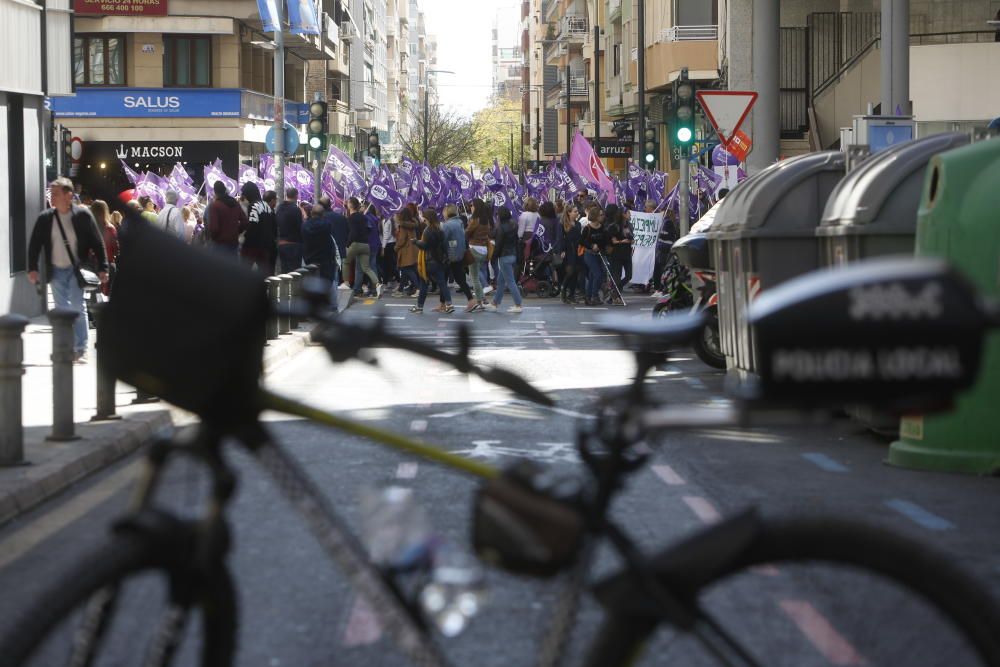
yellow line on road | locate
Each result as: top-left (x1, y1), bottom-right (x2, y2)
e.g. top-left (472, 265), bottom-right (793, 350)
top-left (0, 461), bottom-right (139, 571)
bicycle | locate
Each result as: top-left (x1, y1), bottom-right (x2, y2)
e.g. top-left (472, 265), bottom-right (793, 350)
top-left (3, 222), bottom-right (1000, 667)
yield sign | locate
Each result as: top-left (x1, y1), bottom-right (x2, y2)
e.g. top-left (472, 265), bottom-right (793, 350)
top-left (697, 91), bottom-right (758, 147)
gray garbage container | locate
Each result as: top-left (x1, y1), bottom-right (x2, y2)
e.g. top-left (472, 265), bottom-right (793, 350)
top-left (708, 151), bottom-right (846, 379)
top-left (817, 132), bottom-right (969, 266)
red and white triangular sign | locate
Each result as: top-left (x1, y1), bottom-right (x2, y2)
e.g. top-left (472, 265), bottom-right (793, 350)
top-left (697, 91), bottom-right (758, 146)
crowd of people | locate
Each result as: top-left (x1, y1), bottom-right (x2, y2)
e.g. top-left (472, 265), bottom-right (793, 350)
top-left (25, 175), bottom-right (686, 362)
top-left (173, 185), bottom-right (682, 316)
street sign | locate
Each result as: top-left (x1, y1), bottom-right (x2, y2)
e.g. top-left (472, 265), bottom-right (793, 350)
top-left (727, 129), bottom-right (752, 162)
top-left (264, 122), bottom-right (301, 155)
top-left (697, 90), bottom-right (758, 148)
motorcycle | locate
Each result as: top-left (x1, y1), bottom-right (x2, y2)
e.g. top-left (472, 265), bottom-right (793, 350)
top-left (652, 235), bottom-right (726, 369)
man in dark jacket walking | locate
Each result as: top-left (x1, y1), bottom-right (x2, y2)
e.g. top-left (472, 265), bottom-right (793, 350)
top-left (303, 204), bottom-right (339, 312)
top-left (27, 177), bottom-right (109, 362)
top-left (319, 196), bottom-right (348, 285)
top-left (207, 180), bottom-right (248, 256)
top-left (275, 187), bottom-right (304, 273)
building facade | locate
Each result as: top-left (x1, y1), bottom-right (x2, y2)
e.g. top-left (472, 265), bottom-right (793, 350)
top-left (2, 0), bottom-right (73, 314)
top-left (53, 0), bottom-right (349, 196)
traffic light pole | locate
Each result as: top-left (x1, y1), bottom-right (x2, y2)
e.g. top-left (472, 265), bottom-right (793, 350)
top-left (273, 3), bottom-right (285, 199)
top-left (637, 0), bottom-right (646, 170)
top-left (678, 153), bottom-right (689, 237)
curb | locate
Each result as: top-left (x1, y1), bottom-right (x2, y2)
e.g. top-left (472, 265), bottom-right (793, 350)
top-left (0, 328), bottom-right (314, 529)
top-left (0, 410), bottom-right (172, 526)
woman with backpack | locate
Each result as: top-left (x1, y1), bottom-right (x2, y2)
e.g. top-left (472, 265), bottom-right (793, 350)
top-left (410, 209), bottom-right (452, 314)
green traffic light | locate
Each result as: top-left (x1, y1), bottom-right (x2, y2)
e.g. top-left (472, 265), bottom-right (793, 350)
top-left (676, 127), bottom-right (693, 144)
top-left (644, 153), bottom-right (655, 164)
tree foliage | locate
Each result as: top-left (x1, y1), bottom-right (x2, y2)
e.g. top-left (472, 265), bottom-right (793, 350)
top-left (469, 96), bottom-right (524, 172)
top-left (398, 102), bottom-right (479, 167)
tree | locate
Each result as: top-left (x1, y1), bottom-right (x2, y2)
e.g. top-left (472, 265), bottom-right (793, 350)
top-left (398, 102), bottom-right (480, 167)
top-left (469, 96), bottom-right (524, 172)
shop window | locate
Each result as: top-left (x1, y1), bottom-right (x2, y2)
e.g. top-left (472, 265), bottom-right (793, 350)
top-left (164, 36), bottom-right (212, 87)
top-left (72, 35), bottom-right (126, 86)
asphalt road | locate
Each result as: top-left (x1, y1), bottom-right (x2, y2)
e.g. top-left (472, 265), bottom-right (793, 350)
top-left (1, 292), bottom-right (999, 666)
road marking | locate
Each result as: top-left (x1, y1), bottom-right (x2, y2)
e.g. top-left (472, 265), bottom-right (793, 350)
top-left (651, 464), bottom-right (686, 486)
top-left (409, 419), bottom-right (428, 432)
top-left (639, 307), bottom-right (653, 311)
top-left (543, 338), bottom-right (556, 345)
top-left (778, 600), bottom-right (865, 666)
top-left (693, 429), bottom-right (785, 444)
top-left (801, 453), bottom-right (850, 473)
top-left (682, 496), bottom-right (722, 524)
top-left (369, 316), bottom-right (404, 320)
top-left (429, 401), bottom-right (506, 419)
top-left (885, 499), bottom-right (955, 531)
top-left (0, 461), bottom-right (140, 570)
top-left (383, 303), bottom-right (414, 307)
top-left (342, 595), bottom-right (382, 646)
top-left (396, 462), bottom-right (419, 479)
top-left (439, 318), bottom-right (474, 323)
top-left (575, 307), bottom-right (608, 310)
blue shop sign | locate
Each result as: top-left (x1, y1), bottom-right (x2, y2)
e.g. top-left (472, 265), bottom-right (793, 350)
top-left (51, 88), bottom-right (242, 118)
top-left (51, 88), bottom-right (310, 122)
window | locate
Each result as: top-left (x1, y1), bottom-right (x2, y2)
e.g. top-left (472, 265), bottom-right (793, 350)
top-left (164, 36), bottom-right (211, 87)
top-left (73, 35), bottom-right (125, 86)
top-left (612, 43), bottom-right (621, 76)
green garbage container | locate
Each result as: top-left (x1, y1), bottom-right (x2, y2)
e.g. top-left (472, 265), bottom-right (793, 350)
top-left (708, 151), bottom-right (846, 380)
top-left (888, 137), bottom-right (1000, 474)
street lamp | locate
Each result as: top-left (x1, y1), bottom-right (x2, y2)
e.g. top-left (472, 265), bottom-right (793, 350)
top-left (424, 68), bottom-right (454, 164)
top-left (522, 85), bottom-right (544, 172)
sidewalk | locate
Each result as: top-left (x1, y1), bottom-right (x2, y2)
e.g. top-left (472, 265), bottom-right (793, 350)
top-left (0, 314), bottom-right (313, 527)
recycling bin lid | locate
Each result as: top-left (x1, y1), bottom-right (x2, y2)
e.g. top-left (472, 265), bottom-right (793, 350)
top-left (709, 151), bottom-right (846, 239)
top-left (818, 132), bottom-right (969, 236)
top-left (688, 198), bottom-right (725, 235)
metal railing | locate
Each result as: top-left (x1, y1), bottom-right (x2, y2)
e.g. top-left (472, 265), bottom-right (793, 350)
top-left (661, 25), bottom-right (719, 42)
top-left (563, 15), bottom-right (588, 36)
top-left (808, 12), bottom-right (880, 100)
top-left (568, 76), bottom-right (587, 96)
top-left (780, 27), bottom-right (808, 139)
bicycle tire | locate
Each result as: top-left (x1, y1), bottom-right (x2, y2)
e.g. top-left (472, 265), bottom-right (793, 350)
top-left (583, 515), bottom-right (1000, 667)
top-left (0, 530), bottom-right (237, 667)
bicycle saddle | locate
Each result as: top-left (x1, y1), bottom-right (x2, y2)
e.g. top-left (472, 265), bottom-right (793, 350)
top-left (594, 311), bottom-right (707, 351)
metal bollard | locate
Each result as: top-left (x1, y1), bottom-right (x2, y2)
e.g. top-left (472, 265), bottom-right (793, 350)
top-left (277, 274), bottom-right (292, 335)
top-left (265, 277), bottom-right (281, 340)
top-left (89, 303), bottom-right (121, 421)
top-left (289, 271), bottom-right (304, 329)
top-left (47, 308), bottom-right (80, 441)
top-left (0, 314), bottom-right (30, 466)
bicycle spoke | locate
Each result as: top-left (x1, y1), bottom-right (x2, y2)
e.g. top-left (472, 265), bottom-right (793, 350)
top-left (67, 585), bottom-right (119, 667)
top-left (691, 611), bottom-right (766, 667)
top-left (142, 604), bottom-right (189, 667)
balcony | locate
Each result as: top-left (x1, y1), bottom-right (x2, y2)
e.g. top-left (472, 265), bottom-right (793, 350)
top-left (387, 22), bottom-right (396, 39)
top-left (544, 41), bottom-right (567, 66)
top-left (608, 0), bottom-right (621, 22)
top-left (561, 14), bottom-right (588, 42)
top-left (322, 14), bottom-right (339, 58)
top-left (657, 25), bottom-right (719, 43)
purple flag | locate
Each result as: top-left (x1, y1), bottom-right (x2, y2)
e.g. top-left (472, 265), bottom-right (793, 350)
top-left (323, 145), bottom-right (367, 198)
top-left (120, 159), bottom-right (142, 186)
top-left (204, 160), bottom-right (238, 199)
top-left (367, 179), bottom-right (406, 218)
top-left (567, 132), bottom-right (615, 200)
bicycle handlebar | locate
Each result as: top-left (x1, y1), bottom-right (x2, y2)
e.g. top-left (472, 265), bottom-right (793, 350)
top-left (310, 312), bottom-right (554, 406)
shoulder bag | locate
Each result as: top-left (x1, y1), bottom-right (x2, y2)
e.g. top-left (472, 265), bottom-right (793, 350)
top-left (53, 213), bottom-right (100, 291)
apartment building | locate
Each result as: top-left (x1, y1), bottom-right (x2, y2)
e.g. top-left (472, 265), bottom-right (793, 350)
top-left (384, 0), bottom-right (409, 163)
top-left (350, 0), bottom-right (388, 157)
top-left (493, 10), bottom-right (522, 101)
top-left (406, 3), bottom-right (439, 142)
top-left (52, 0), bottom-right (347, 196)
top-left (1, 0), bottom-right (73, 314)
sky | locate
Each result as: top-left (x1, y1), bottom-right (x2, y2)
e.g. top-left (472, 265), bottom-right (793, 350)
top-left (420, 0), bottom-right (521, 118)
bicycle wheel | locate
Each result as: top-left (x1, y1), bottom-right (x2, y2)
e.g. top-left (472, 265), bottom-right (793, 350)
top-left (0, 528), bottom-right (237, 666)
top-left (584, 515), bottom-right (1000, 667)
